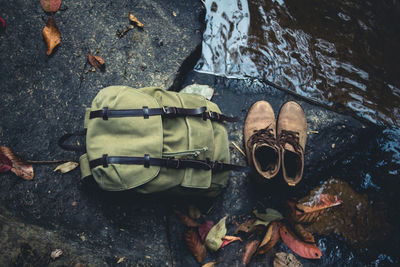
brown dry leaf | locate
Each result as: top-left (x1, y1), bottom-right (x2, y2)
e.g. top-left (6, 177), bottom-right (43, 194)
top-left (234, 218), bottom-right (265, 235)
top-left (53, 161), bottom-right (79, 174)
top-left (293, 224), bottom-right (315, 244)
top-left (188, 204), bottom-right (201, 220)
top-left (221, 235), bottom-right (242, 248)
top-left (273, 252), bottom-right (303, 267)
top-left (0, 146), bottom-right (34, 180)
top-left (116, 257), bottom-right (125, 264)
top-left (202, 262), bottom-right (216, 267)
top-left (42, 17), bottom-right (60, 55)
top-left (297, 194), bottom-right (342, 214)
top-left (280, 225), bottom-right (322, 259)
top-left (88, 54), bottom-right (105, 70)
top-left (129, 12), bottom-right (143, 28)
top-left (258, 222), bottom-right (281, 255)
top-left (287, 200), bottom-right (323, 224)
top-left (0, 153), bottom-right (12, 172)
top-left (242, 240), bottom-right (260, 266)
top-left (185, 229), bottom-right (206, 263)
top-left (174, 210), bottom-right (200, 227)
top-left (40, 0), bottom-right (62, 12)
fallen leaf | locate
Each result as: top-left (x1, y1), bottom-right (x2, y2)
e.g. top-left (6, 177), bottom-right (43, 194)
top-left (88, 54), bottom-right (105, 70)
top-left (40, 0), bottom-right (62, 12)
top-left (0, 146), bottom-right (34, 180)
top-left (116, 257), bottom-right (125, 264)
top-left (293, 224), bottom-right (315, 244)
top-left (0, 153), bottom-right (12, 172)
top-left (129, 12), bottom-right (143, 28)
top-left (253, 208), bottom-right (284, 222)
top-left (174, 210), bottom-right (200, 227)
top-left (234, 219), bottom-right (264, 235)
top-left (198, 220), bottom-right (214, 241)
top-left (50, 249), bottom-right (63, 260)
top-left (185, 229), bottom-right (206, 263)
top-left (180, 84), bottom-right (214, 100)
top-left (280, 225), bottom-right (322, 259)
top-left (205, 215), bottom-right (227, 251)
top-left (287, 200), bottom-right (322, 224)
top-left (0, 17), bottom-right (5, 32)
top-left (221, 235), bottom-right (242, 248)
top-left (53, 161), bottom-right (79, 174)
top-left (258, 222), bottom-right (281, 255)
top-left (202, 262), bottom-right (216, 267)
top-left (273, 252), bottom-right (303, 267)
top-left (242, 240), bottom-right (260, 266)
top-left (297, 194), bottom-right (342, 214)
top-left (42, 17), bottom-right (61, 55)
top-left (188, 204), bottom-right (201, 220)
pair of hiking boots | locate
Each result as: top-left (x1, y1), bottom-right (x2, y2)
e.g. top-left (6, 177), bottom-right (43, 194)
top-left (244, 101), bottom-right (307, 186)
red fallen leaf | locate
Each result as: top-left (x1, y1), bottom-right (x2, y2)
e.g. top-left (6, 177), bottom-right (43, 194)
top-left (174, 210), bottom-right (200, 227)
top-left (0, 153), bottom-right (12, 172)
top-left (88, 54), bottom-right (105, 70)
top-left (293, 224), bottom-right (315, 244)
top-left (185, 229), bottom-right (206, 263)
top-left (0, 17), bottom-right (5, 32)
top-left (280, 225), bottom-right (322, 259)
top-left (297, 194), bottom-right (342, 214)
top-left (40, 0), bottom-right (62, 12)
top-left (221, 235), bottom-right (242, 248)
top-left (0, 146), bottom-right (34, 180)
top-left (198, 220), bottom-right (214, 241)
top-left (258, 222), bottom-right (281, 254)
top-left (242, 240), bottom-right (260, 266)
top-left (42, 17), bottom-right (61, 55)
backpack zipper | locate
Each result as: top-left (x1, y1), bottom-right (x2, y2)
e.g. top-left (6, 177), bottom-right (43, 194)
top-left (162, 147), bottom-right (208, 158)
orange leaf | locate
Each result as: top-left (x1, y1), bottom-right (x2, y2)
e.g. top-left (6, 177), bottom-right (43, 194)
top-left (40, 0), bottom-right (62, 12)
top-left (287, 200), bottom-right (323, 224)
top-left (258, 222), bottom-right (281, 254)
top-left (242, 240), bottom-right (260, 266)
top-left (129, 12), bottom-right (143, 28)
top-left (221, 235), bottom-right (242, 248)
top-left (185, 229), bottom-right (206, 263)
top-left (0, 146), bottom-right (34, 180)
top-left (297, 194), bottom-right (342, 213)
top-left (293, 224), bottom-right (315, 244)
top-left (174, 210), bottom-right (200, 227)
top-left (280, 225), bottom-right (322, 259)
top-left (42, 17), bottom-right (60, 55)
top-left (88, 54), bottom-right (105, 70)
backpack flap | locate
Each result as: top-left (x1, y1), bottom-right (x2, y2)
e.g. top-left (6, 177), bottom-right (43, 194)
top-left (86, 86), bottom-right (163, 191)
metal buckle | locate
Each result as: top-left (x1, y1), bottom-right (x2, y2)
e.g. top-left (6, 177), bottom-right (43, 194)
top-left (166, 157), bottom-right (180, 169)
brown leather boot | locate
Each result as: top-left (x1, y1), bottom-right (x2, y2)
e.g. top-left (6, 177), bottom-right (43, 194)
top-left (244, 101), bottom-right (281, 180)
top-left (277, 101), bottom-right (307, 186)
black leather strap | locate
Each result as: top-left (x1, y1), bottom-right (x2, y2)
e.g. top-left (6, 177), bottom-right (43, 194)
top-left (89, 154), bottom-right (250, 172)
top-left (89, 106), bottom-right (238, 123)
top-left (58, 129), bottom-right (87, 152)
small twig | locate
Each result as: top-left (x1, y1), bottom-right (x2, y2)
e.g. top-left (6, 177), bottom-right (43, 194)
top-left (26, 159), bottom-right (73, 164)
top-left (231, 141), bottom-right (246, 157)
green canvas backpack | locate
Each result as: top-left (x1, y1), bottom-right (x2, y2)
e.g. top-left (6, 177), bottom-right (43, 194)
top-left (59, 86), bottom-right (247, 196)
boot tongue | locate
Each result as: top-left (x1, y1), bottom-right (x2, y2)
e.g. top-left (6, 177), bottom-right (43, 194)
top-left (283, 143), bottom-right (295, 153)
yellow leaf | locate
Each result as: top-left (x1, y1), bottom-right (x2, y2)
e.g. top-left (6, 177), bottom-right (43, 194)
top-left (53, 161), bottom-right (79, 174)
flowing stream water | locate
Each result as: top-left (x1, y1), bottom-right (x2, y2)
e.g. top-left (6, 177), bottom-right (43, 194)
top-left (195, 0), bottom-right (400, 265)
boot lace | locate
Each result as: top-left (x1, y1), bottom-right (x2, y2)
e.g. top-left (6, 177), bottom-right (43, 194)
top-left (278, 130), bottom-right (303, 153)
top-left (247, 124), bottom-right (277, 149)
